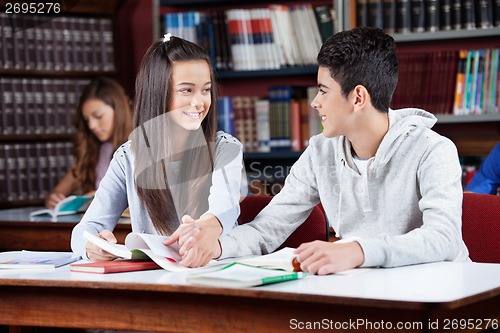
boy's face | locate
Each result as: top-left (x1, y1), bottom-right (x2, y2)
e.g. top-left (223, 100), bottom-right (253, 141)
top-left (312, 66), bottom-right (353, 138)
top-left (169, 60), bottom-right (212, 130)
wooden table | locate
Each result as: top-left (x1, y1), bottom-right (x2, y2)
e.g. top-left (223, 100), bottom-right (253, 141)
top-left (0, 207), bottom-right (131, 252)
top-left (0, 262), bottom-right (499, 332)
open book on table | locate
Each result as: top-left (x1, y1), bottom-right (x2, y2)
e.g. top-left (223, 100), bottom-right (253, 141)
top-left (30, 195), bottom-right (93, 222)
top-left (83, 230), bottom-right (226, 272)
top-left (186, 247), bottom-right (305, 288)
top-left (0, 251), bottom-right (81, 270)
top-left (186, 262), bottom-right (307, 288)
top-left (235, 247), bottom-right (300, 272)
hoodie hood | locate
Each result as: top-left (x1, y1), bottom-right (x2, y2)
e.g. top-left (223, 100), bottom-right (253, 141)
top-left (338, 108), bottom-right (437, 172)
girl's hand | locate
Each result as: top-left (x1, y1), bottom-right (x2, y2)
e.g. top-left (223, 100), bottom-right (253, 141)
top-left (45, 192), bottom-right (67, 209)
top-left (85, 229), bottom-right (119, 261)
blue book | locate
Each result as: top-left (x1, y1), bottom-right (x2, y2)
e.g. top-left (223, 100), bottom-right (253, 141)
top-left (29, 195), bottom-right (93, 222)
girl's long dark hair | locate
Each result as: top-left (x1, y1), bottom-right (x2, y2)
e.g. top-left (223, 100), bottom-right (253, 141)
top-left (132, 36), bottom-right (218, 235)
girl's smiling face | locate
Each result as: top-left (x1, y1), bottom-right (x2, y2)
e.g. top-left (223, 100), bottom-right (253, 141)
top-left (169, 60), bottom-right (212, 130)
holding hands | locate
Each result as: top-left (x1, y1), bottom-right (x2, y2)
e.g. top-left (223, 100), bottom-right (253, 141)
top-left (164, 214), bottom-right (223, 268)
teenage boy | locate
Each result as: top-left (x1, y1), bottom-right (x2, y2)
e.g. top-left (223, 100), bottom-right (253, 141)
top-left (184, 27), bottom-right (469, 274)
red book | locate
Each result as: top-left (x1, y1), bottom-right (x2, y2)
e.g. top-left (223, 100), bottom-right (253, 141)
top-left (70, 260), bottom-right (161, 274)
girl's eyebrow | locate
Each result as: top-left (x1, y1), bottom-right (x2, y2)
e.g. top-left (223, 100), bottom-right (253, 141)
top-left (175, 81), bottom-right (212, 86)
top-left (317, 83), bottom-right (329, 89)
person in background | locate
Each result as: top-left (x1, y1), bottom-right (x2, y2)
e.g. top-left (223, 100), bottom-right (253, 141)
top-left (196, 27), bottom-right (469, 274)
top-left (45, 77), bottom-right (133, 209)
top-left (71, 34), bottom-right (245, 268)
top-left (465, 144), bottom-right (500, 195)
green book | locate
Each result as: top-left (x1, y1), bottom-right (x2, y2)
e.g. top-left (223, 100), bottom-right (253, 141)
top-left (186, 262), bottom-right (307, 288)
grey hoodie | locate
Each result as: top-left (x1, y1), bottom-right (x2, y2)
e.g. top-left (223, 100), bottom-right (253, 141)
top-left (220, 108), bottom-right (469, 268)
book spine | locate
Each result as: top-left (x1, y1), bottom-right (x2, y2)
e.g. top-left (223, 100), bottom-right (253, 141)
top-left (71, 17), bottom-right (83, 71)
top-left (26, 143), bottom-right (39, 200)
top-left (33, 15), bottom-right (45, 70)
top-left (12, 78), bottom-right (25, 135)
top-left (47, 142), bottom-right (60, 191)
top-left (5, 144), bottom-right (17, 201)
top-left (382, 0), bottom-right (396, 33)
top-left (440, 0), bottom-right (452, 30)
top-left (451, 0), bottom-right (462, 29)
top-left (0, 144), bottom-right (6, 201)
top-left (411, 0), bottom-right (425, 32)
top-left (396, 0), bottom-right (412, 33)
top-left (42, 79), bottom-right (56, 134)
top-left (462, 0), bottom-right (476, 30)
top-left (357, 0), bottom-right (368, 26)
top-left (12, 15), bottom-right (25, 70)
top-left (367, 0), bottom-right (384, 29)
top-left (24, 16), bottom-right (36, 70)
top-left (36, 142), bottom-right (50, 198)
top-left (60, 17), bottom-right (72, 71)
top-left (1, 14), bottom-right (9, 69)
top-left (33, 78), bottom-right (44, 134)
top-left (80, 17), bottom-right (92, 71)
top-left (477, 0), bottom-right (494, 29)
top-left (496, 0), bottom-right (500, 27)
top-left (14, 143), bottom-right (28, 201)
top-left (425, 0), bottom-right (440, 32)
top-left (21, 78), bottom-right (32, 135)
top-left (0, 77), bottom-right (14, 134)
top-left (42, 18), bottom-right (54, 70)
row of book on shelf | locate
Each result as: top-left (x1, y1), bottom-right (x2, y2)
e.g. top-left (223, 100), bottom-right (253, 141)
top-left (219, 45), bottom-right (499, 154)
top-left (0, 78), bottom-right (88, 135)
top-left (0, 13), bottom-right (115, 72)
top-left (217, 86), bottom-right (323, 153)
top-left (0, 142), bottom-right (74, 202)
top-left (391, 48), bottom-right (499, 116)
top-left (357, 0), bottom-right (500, 35)
top-left (162, 3), bottom-right (336, 71)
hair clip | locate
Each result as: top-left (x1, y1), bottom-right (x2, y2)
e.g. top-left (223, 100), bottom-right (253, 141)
top-left (163, 33), bottom-right (172, 43)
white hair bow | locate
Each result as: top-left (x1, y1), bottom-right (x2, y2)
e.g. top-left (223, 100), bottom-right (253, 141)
top-left (163, 33), bottom-right (171, 43)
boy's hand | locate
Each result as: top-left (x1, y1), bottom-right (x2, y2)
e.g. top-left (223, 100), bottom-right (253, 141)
top-left (295, 240), bottom-right (364, 275)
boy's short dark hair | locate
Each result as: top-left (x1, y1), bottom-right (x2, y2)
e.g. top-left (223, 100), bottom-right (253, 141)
top-left (317, 27), bottom-right (399, 112)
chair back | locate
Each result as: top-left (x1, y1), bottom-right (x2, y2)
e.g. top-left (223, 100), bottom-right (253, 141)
top-left (238, 195), bottom-right (328, 250)
top-left (462, 192), bottom-right (500, 263)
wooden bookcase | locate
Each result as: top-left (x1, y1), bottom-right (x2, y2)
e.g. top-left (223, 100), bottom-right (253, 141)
top-left (152, 0), bottom-right (500, 194)
top-left (0, 1), bottom-right (121, 208)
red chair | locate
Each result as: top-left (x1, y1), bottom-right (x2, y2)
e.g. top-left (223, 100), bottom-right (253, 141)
top-left (462, 192), bottom-right (500, 263)
top-left (238, 195), bottom-right (328, 250)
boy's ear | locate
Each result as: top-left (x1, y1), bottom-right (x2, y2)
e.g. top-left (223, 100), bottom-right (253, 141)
top-left (352, 85), bottom-right (370, 110)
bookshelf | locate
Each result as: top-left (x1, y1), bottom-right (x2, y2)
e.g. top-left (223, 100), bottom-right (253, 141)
top-left (153, 0), bottom-right (499, 192)
top-left (152, 0), bottom-right (500, 193)
top-left (0, 1), bottom-right (120, 208)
